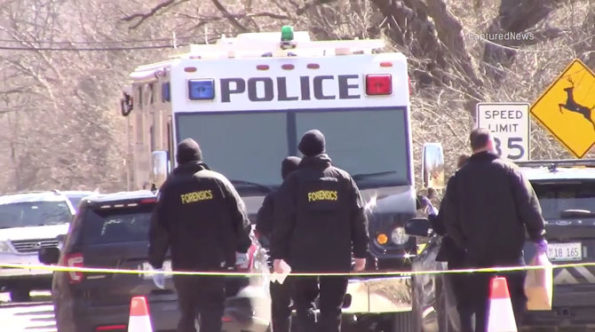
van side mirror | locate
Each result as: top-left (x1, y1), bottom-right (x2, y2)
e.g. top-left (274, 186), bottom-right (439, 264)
top-left (405, 218), bottom-right (433, 237)
top-left (39, 247), bottom-right (60, 265)
top-left (151, 150), bottom-right (168, 190)
top-left (422, 143), bottom-right (445, 190)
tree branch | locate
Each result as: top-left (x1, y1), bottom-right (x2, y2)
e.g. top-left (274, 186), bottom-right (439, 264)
top-left (248, 12), bottom-right (291, 20)
top-left (122, 0), bottom-right (185, 29)
top-left (423, 0), bottom-right (482, 86)
top-left (210, 0), bottom-right (249, 32)
top-left (297, 0), bottom-right (339, 15)
top-left (180, 11), bottom-right (290, 36)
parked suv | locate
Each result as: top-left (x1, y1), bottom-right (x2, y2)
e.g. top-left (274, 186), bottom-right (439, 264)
top-left (40, 190), bottom-right (270, 332)
top-left (406, 159), bottom-right (595, 331)
top-left (0, 191), bottom-right (74, 301)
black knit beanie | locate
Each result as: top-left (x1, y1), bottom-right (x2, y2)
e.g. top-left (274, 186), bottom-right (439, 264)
top-left (281, 156), bottom-right (301, 179)
top-left (176, 138), bottom-right (203, 164)
top-left (298, 129), bottom-right (325, 157)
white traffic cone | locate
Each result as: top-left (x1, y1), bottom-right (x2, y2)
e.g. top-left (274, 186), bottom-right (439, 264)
top-left (487, 277), bottom-right (517, 332)
top-left (128, 295), bottom-right (153, 332)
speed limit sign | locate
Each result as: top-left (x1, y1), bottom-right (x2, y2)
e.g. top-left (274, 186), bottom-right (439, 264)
top-left (476, 103), bottom-right (530, 161)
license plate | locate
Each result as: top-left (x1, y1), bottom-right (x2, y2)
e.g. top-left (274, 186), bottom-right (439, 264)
top-left (547, 242), bottom-right (582, 261)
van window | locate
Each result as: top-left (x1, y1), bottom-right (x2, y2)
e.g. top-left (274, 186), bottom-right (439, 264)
top-left (175, 107), bottom-right (411, 190)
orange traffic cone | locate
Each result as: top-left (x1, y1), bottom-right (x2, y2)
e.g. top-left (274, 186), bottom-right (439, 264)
top-left (128, 295), bottom-right (153, 332)
top-left (487, 277), bottom-right (517, 332)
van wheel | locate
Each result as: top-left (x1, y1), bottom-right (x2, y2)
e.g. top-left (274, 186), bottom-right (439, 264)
top-left (10, 288), bottom-right (31, 302)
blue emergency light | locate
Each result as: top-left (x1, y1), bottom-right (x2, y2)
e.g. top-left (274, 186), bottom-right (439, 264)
top-left (188, 79), bottom-right (215, 100)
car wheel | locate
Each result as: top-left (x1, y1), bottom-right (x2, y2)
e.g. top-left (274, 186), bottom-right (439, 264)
top-left (10, 288), bottom-right (31, 302)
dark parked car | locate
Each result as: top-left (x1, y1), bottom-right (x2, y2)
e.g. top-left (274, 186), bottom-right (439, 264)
top-left (407, 160), bottom-right (595, 331)
top-left (40, 190), bottom-right (270, 332)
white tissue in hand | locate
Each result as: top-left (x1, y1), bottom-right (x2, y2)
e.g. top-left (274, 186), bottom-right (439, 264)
top-left (271, 260), bottom-right (292, 285)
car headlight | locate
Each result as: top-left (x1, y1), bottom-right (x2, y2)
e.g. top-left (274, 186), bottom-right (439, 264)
top-left (0, 241), bottom-right (13, 253)
top-left (390, 227), bottom-right (409, 245)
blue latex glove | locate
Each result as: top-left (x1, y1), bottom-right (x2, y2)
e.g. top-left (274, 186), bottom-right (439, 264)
top-left (535, 239), bottom-right (548, 255)
top-left (152, 268), bottom-right (165, 289)
top-left (419, 196), bottom-right (438, 216)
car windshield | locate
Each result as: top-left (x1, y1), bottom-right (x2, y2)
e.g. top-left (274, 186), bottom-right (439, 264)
top-left (532, 180), bottom-right (595, 220)
top-left (176, 108), bottom-right (410, 191)
top-left (0, 201), bottom-right (72, 228)
top-left (81, 204), bottom-right (154, 244)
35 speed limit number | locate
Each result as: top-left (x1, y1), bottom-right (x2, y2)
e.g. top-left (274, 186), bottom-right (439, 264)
top-left (476, 103), bottom-right (530, 161)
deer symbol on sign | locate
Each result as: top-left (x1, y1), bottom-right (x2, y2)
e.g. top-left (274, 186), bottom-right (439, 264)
top-left (558, 77), bottom-right (595, 131)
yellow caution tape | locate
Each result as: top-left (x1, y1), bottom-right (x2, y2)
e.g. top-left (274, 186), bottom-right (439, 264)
top-left (0, 262), bottom-right (588, 277)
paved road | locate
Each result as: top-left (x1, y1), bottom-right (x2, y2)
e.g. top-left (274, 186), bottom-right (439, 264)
top-left (0, 292), bottom-right (56, 332)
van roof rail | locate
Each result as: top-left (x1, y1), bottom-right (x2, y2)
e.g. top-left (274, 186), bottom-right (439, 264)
top-left (515, 159), bottom-right (595, 169)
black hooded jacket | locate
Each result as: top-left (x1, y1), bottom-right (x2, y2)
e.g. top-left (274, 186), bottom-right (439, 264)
top-left (149, 161), bottom-right (251, 270)
top-left (442, 151), bottom-right (546, 266)
top-left (271, 154), bottom-right (369, 272)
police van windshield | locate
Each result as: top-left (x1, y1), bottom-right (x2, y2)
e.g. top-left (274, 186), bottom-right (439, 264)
top-left (0, 201), bottom-right (72, 228)
top-left (176, 107), bottom-right (410, 191)
top-left (532, 181), bottom-right (595, 219)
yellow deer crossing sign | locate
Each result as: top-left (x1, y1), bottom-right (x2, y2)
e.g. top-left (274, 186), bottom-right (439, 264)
top-left (531, 59), bottom-right (595, 158)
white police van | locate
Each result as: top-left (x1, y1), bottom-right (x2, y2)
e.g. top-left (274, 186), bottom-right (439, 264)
top-left (122, 27), bottom-right (417, 330)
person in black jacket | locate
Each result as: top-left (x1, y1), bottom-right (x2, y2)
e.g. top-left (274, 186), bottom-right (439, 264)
top-left (441, 128), bottom-right (547, 331)
top-left (255, 156), bottom-right (301, 332)
top-left (271, 129), bottom-right (369, 332)
top-left (433, 153), bottom-right (469, 266)
top-left (149, 138), bottom-right (252, 332)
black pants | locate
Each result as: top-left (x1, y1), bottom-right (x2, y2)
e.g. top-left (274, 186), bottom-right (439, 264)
top-left (270, 280), bottom-right (292, 332)
top-left (292, 276), bottom-right (348, 332)
top-left (173, 275), bottom-right (225, 332)
top-left (453, 270), bottom-right (526, 332)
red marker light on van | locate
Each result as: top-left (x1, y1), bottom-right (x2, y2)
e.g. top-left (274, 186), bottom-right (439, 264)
top-left (365, 74), bottom-right (392, 95)
top-left (256, 65), bottom-right (269, 71)
top-left (281, 64), bottom-right (294, 70)
top-left (95, 325), bottom-right (127, 331)
top-left (140, 198), bottom-right (157, 204)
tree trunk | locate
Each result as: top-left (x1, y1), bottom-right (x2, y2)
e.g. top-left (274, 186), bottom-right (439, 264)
top-left (482, 0), bottom-right (560, 82)
top-left (371, 0), bottom-right (483, 112)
